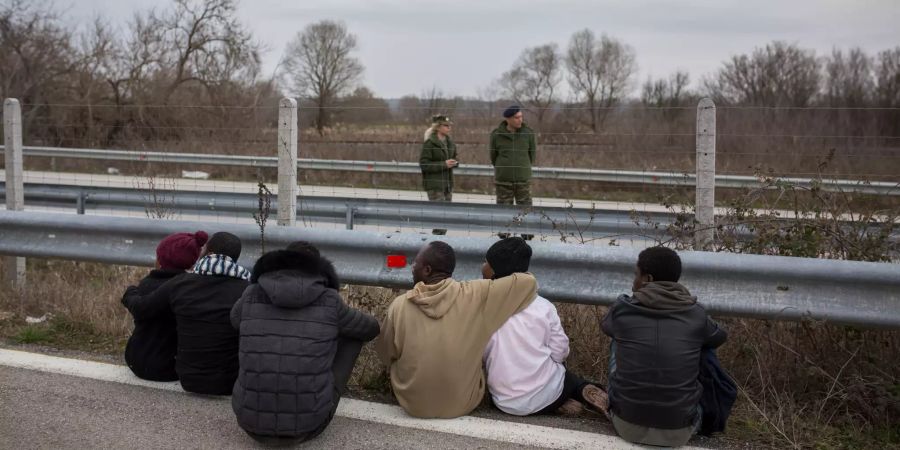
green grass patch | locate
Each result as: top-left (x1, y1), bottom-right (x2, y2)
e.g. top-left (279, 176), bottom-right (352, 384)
top-left (2, 315), bottom-right (125, 355)
top-left (13, 325), bottom-right (52, 344)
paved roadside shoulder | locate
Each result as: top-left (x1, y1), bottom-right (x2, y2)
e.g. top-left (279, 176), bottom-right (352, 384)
top-left (0, 349), bottom-right (663, 450)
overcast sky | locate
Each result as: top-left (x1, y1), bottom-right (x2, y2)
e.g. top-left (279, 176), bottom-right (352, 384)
top-left (70, 0), bottom-right (899, 99)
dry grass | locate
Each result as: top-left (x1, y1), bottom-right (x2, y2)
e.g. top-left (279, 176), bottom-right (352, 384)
top-left (1, 258), bottom-right (898, 448)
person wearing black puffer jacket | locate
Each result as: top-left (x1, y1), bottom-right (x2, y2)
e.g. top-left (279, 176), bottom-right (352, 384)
top-left (124, 230), bottom-right (208, 381)
top-left (230, 242), bottom-right (379, 445)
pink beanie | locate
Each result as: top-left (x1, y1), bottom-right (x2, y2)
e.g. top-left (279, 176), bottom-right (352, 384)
top-left (156, 231), bottom-right (209, 271)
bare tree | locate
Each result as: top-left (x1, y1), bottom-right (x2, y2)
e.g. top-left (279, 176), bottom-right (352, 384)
top-left (499, 43), bottom-right (562, 126)
top-left (68, 18), bottom-right (122, 144)
top-left (280, 20), bottom-right (363, 135)
top-left (0, 0), bottom-right (274, 151)
top-left (337, 86), bottom-right (390, 124)
top-left (641, 70), bottom-right (692, 107)
top-left (0, 0), bottom-right (77, 130)
top-left (565, 29), bottom-right (637, 132)
top-left (421, 85), bottom-right (445, 119)
top-left (396, 94), bottom-right (421, 123)
top-left (419, 86), bottom-right (461, 119)
top-left (470, 82), bottom-right (504, 122)
top-left (86, 0), bottom-right (262, 142)
top-left (705, 41), bottom-right (821, 106)
top-left (874, 47), bottom-right (900, 136)
top-left (874, 47), bottom-right (900, 108)
top-left (823, 47), bottom-right (873, 107)
top-left (149, 0), bottom-right (261, 102)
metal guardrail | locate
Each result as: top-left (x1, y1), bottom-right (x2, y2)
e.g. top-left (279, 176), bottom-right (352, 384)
top-left (2, 182), bottom-right (674, 237)
top-left (3, 182), bottom-right (896, 242)
top-left (0, 210), bottom-right (898, 328)
top-left (10, 145), bottom-right (900, 195)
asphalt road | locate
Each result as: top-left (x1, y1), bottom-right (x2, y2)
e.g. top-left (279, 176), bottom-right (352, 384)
top-left (0, 365), bottom-right (540, 450)
top-left (0, 346), bottom-right (730, 449)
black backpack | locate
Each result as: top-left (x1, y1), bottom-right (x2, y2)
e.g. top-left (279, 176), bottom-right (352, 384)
top-left (698, 349), bottom-right (737, 436)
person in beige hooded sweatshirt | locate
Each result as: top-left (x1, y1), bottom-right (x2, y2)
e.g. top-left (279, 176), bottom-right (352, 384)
top-left (376, 241), bottom-right (538, 418)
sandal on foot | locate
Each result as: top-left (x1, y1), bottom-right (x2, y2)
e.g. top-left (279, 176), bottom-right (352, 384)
top-left (556, 398), bottom-right (584, 416)
top-left (581, 384), bottom-right (612, 421)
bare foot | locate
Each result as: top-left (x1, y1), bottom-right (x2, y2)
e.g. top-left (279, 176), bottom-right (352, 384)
top-left (581, 384), bottom-right (611, 421)
top-left (556, 398), bottom-right (583, 416)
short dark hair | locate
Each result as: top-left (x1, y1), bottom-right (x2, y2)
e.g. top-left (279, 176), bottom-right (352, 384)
top-left (286, 240), bottom-right (320, 258)
top-left (206, 232), bottom-right (242, 261)
top-left (637, 246), bottom-right (681, 282)
top-left (485, 237), bottom-right (532, 279)
top-left (424, 241), bottom-right (456, 275)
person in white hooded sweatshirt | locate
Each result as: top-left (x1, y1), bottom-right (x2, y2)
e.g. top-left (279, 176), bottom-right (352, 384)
top-left (482, 237), bottom-right (609, 416)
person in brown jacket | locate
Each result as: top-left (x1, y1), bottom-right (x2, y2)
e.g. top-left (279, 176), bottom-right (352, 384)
top-left (376, 241), bottom-right (538, 419)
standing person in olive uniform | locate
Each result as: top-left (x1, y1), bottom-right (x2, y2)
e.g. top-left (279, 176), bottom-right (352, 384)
top-left (490, 105), bottom-right (536, 239)
top-left (420, 114), bottom-right (458, 235)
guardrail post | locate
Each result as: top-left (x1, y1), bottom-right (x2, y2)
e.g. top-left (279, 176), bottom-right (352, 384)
top-left (694, 98), bottom-right (716, 250)
top-left (76, 190), bottom-right (86, 215)
top-left (4, 98), bottom-right (26, 288)
top-left (277, 98), bottom-right (298, 226)
top-left (346, 206), bottom-right (356, 230)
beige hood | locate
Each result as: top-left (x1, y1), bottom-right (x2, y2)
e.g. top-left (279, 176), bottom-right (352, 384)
top-left (406, 278), bottom-right (460, 319)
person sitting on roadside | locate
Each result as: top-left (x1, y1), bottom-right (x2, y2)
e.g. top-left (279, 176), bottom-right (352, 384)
top-left (230, 241), bottom-right (379, 445)
top-left (122, 230), bottom-right (208, 382)
top-left (602, 246), bottom-right (728, 447)
top-left (482, 237), bottom-right (609, 417)
top-left (376, 241), bottom-right (537, 418)
top-left (122, 231), bottom-right (250, 395)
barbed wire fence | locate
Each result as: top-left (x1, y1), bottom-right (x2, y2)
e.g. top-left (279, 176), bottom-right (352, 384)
top-left (2, 97), bottom-right (899, 260)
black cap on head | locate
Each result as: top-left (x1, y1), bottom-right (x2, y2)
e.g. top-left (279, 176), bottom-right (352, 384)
top-left (206, 231), bottom-right (242, 261)
top-left (637, 246), bottom-right (682, 282)
top-left (502, 105), bottom-right (521, 118)
top-left (485, 237), bottom-right (532, 279)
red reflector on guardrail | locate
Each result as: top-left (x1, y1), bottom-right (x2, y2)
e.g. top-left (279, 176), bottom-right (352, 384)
top-left (386, 255), bottom-right (407, 268)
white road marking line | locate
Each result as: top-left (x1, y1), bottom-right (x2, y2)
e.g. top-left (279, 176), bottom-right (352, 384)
top-left (0, 348), bottom-right (694, 449)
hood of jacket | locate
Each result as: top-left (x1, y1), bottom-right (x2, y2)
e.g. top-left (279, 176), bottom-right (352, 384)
top-left (406, 277), bottom-right (460, 319)
top-left (251, 249), bottom-right (340, 309)
top-left (632, 281), bottom-right (697, 311)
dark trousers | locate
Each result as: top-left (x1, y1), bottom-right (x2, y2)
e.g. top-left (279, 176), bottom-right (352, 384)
top-left (495, 181), bottom-right (534, 240)
top-left (244, 337), bottom-right (365, 446)
top-left (536, 369), bottom-right (591, 414)
top-left (426, 190), bottom-right (452, 235)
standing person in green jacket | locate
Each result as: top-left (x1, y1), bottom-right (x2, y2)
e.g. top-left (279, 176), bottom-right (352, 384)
top-left (491, 105), bottom-right (536, 240)
top-left (420, 114), bottom-right (458, 235)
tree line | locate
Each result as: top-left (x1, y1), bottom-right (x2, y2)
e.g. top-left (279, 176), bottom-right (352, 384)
top-left (2, 0), bottom-right (898, 143)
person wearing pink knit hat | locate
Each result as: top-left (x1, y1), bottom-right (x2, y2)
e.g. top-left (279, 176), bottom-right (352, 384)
top-left (122, 231), bottom-right (208, 381)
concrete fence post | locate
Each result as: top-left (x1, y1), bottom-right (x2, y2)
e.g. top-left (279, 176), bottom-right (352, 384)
top-left (277, 98), bottom-right (298, 226)
top-left (4, 98), bottom-right (26, 288)
top-left (694, 98), bottom-right (716, 251)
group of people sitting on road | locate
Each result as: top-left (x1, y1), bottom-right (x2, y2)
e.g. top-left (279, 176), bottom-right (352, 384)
top-left (122, 230), bottom-right (732, 448)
